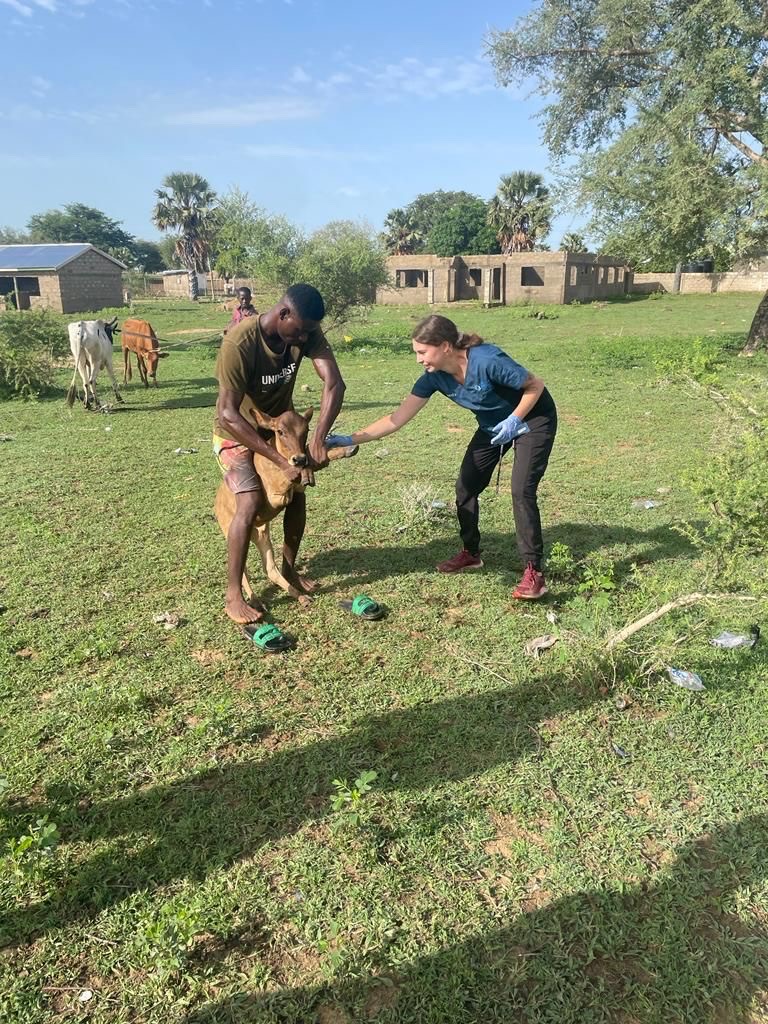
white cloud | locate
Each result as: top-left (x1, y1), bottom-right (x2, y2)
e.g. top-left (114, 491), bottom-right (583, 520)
top-left (166, 97), bottom-right (321, 126)
top-left (336, 186), bottom-right (361, 197)
top-left (299, 55), bottom-right (494, 101)
top-left (0, 0), bottom-right (33, 15)
top-left (290, 66), bottom-right (311, 84)
top-left (30, 75), bottom-right (51, 97)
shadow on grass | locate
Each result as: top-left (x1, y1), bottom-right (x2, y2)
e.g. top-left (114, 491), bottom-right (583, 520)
top-left (307, 522), bottom-right (697, 592)
top-left (184, 813), bottom-right (768, 1024)
top-left (2, 674), bottom-right (602, 945)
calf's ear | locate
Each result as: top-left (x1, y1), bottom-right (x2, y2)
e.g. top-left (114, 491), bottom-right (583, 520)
top-left (250, 406), bottom-right (277, 430)
top-left (302, 407), bottom-right (314, 423)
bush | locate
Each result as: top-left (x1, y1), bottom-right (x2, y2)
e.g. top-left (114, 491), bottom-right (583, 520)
top-left (295, 221), bottom-right (389, 326)
top-left (0, 309), bottom-right (68, 398)
top-left (681, 418), bottom-right (768, 590)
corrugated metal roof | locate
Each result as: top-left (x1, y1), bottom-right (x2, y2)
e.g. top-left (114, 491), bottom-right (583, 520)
top-left (0, 243), bottom-right (126, 272)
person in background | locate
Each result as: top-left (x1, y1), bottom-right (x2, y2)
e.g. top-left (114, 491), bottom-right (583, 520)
top-left (226, 286), bottom-right (258, 331)
top-left (326, 314), bottom-right (557, 599)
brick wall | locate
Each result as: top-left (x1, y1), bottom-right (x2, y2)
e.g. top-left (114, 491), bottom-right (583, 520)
top-left (58, 250), bottom-right (124, 313)
top-left (632, 271), bottom-right (768, 294)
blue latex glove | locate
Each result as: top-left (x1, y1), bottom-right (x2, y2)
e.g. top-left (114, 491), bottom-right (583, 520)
top-left (325, 433), bottom-right (355, 448)
top-left (489, 414), bottom-right (530, 446)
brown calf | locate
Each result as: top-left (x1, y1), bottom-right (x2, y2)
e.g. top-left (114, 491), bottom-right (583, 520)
top-left (214, 406), bottom-right (356, 609)
top-left (121, 318), bottom-right (168, 387)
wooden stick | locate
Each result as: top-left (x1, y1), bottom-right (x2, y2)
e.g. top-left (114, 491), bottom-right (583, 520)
top-left (605, 592), bottom-right (757, 650)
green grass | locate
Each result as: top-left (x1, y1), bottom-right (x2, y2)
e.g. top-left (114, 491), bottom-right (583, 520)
top-left (1, 293), bottom-right (767, 1023)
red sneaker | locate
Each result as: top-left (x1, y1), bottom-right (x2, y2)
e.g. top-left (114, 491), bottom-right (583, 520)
top-left (513, 562), bottom-right (548, 599)
top-left (436, 549), bottom-right (484, 573)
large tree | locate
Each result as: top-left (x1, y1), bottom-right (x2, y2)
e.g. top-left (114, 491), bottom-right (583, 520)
top-left (559, 231), bottom-right (587, 253)
top-left (487, 171), bottom-right (553, 253)
top-left (383, 191), bottom-right (479, 254)
top-left (381, 208), bottom-right (424, 255)
top-left (152, 172), bottom-right (218, 301)
top-left (427, 197), bottom-right (500, 257)
top-left (486, 0), bottom-right (768, 352)
top-left (27, 203), bottom-right (135, 255)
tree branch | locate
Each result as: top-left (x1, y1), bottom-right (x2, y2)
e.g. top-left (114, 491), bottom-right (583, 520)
top-left (605, 592), bottom-right (756, 650)
top-left (719, 130), bottom-right (766, 163)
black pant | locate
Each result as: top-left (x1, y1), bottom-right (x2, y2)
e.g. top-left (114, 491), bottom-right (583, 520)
top-left (456, 412), bottom-right (557, 569)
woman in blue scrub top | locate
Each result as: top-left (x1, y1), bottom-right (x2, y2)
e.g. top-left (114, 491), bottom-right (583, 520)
top-left (326, 314), bottom-right (557, 600)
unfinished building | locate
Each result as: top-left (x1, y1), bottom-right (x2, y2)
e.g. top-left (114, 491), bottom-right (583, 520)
top-left (376, 252), bottom-right (631, 306)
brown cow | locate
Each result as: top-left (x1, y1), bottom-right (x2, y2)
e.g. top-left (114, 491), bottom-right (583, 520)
top-left (121, 318), bottom-right (168, 387)
top-left (214, 406), bottom-right (356, 611)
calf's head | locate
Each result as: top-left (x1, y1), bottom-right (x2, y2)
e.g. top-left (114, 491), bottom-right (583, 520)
top-left (145, 348), bottom-right (169, 381)
top-left (103, 317), bottom-right (119, 344)
top-left (250, 407), bottom-right (313, 468)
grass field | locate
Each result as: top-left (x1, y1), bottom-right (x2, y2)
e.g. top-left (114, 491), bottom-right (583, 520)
top-left (1, 292), bottom-right (768, 1023)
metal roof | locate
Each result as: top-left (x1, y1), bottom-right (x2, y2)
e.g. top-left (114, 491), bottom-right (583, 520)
top-left (0, 243), bottom-right (126, 272)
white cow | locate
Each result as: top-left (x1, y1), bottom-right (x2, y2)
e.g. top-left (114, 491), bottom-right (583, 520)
top-left (66, 318), bottom-right (124, 410)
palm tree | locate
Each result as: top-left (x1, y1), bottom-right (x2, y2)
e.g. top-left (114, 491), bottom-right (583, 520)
top-left (560, 231), bottom-right (588, 253)
top-left (152, 172), bottom-right (218, 300)
top-left (381, 208), bottom-right (424, 255)
top-left (487, 171), bottom-right (553, 254)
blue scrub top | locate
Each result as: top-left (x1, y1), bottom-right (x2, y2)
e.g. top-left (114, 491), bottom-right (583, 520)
top-left (411, 343), bottom-right (532, 433)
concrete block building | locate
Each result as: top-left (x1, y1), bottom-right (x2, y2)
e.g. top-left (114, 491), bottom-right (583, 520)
top-left (0, 244), bottom-right (126, 314)
top-left (376, 252), bottom-right (631, 306)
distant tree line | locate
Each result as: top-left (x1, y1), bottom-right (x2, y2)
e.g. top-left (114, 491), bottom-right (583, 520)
top-left (0, 204), bottom-right (167, 273)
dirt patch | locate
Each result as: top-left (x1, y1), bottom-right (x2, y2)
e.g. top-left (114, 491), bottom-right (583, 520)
top-left (488, 812), bottom-right (550, 852)
top-left (317, 1003), bottom-right (351, 1024)
top-left (191, 648), bottom-right (226, 667)
top-left (446, 424), bottom-right (465, 434)
top-left (364, 976), bottom-right (400, 1019)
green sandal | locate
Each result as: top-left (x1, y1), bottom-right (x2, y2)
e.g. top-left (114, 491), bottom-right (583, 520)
top-left (241, 622), bottom-right (292, 653)
top-left (339, 594), bottom-right (385, 621)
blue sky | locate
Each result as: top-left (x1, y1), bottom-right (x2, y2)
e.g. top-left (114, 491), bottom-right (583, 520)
top-left (0, 0), bottom-right (585, 245)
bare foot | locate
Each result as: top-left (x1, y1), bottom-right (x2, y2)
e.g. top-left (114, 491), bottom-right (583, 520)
top-left (225, 596), bottom-right (265, 624)
top-left (283, 565), bottom-right (319, 594)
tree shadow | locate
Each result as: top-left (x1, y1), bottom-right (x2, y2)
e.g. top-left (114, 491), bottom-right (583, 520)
top-left (1, 672), bottom-right (601, 945)
top-left (306, 522), bottom-right (697, 592)
top-left (184, 813), bottom-right (768, 1023)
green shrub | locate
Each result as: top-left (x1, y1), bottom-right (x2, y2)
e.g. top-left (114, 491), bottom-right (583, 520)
top-left (681, 418), bottom-right (768, 590)
top-left (0, 309), bottom-right (68, 398)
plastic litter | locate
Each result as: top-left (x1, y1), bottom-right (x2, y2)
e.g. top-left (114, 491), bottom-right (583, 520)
top-left (0, 434), bottom-right (14, 442)
top-left (615, 696), bottom-right (631, 711)
top-left (632, 499), bottom-right (662, 510)
top-left (430, 500), bottom-right (447, 510)
top-left (546, 610), bottom-right (558, 625)
top-left (78, 991), bottom-right (93, 1003)
top-left (611, 742), bottom-right (631, 759)
top-left (152, 611), bottom-right (181, 630)
top-left (710, 626), bottom-right (760, 650)
top-left (173, 447), bottom-right (199, 455)
top-left (524, 634), bottom-right (558, 658)
top-left (374, 447), bottom-right (390, 459)
top-left (666, 666), bottom-right (705, 691)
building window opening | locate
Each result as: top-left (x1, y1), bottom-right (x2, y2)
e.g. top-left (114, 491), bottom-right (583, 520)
top-left (15, 276), bottom-right (41, 296)
top-left (521, 266), bottom-right (545, 287)
top-left (469, 268), bottom-right (482, 286)
top-left (402, 269), bottom-right (428, 288)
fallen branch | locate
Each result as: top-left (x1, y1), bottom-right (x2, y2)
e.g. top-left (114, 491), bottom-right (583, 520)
top-left (606, 592), bottom-right (757, 650)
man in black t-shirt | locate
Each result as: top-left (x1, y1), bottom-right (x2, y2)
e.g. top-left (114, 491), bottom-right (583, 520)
top-left (214, 284), bottom-right (345, 624)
